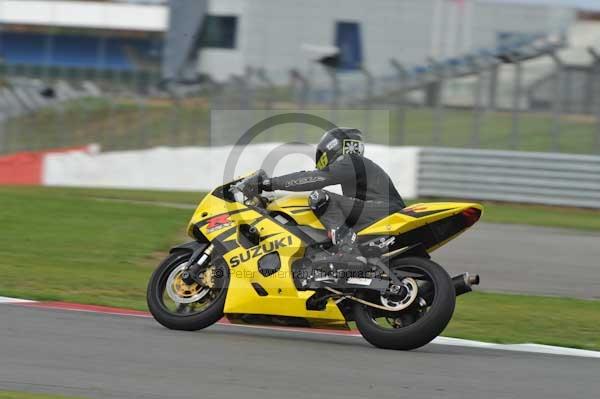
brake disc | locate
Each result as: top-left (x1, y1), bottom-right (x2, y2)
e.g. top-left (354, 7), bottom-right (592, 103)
top-left (166, 264), bottom-right (211, 304)
top-left (379, 277), bottom-right (419, 311)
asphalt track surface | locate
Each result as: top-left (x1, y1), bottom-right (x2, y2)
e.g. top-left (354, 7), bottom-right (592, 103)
top-left (1, 304), bottom-right (599, 399)
top-left (434, 222), bottom-right (600, 299)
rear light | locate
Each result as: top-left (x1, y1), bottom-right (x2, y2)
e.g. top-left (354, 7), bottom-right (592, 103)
top-left (462, 208), bottom-right (481, 227)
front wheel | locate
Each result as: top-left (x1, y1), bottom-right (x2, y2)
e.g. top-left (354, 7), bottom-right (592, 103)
top-left (354, 257), bottom-right (455, 350)
top-left (147, 251), bottom-right (229, 331)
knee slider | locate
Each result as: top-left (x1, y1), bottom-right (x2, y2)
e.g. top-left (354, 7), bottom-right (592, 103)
top-left (309, 190), bottom-right (329, 214)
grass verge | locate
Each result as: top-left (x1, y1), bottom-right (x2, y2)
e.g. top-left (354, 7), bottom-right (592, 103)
top-left (10, 186), bottom-right (600, 231)
top-left (447, 292), bottom-right (600, 350)
top-left (1, 186), bottom-right (598, 350)
top-left (0, 186), bottom-right (191, 309)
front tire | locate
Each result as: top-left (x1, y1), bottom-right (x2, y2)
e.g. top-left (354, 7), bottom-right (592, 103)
top-left (147, 251), bottom-right (228, 331)
top-left (354, 257), bottom-right (455, 350)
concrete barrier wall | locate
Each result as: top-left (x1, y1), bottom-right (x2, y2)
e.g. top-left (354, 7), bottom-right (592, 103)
top-left (9, 144), bottom-right (600, 209)
top-left (42, 144), bottom-right (421, 198)
top-left (0, 145), bottom-right (93, 185)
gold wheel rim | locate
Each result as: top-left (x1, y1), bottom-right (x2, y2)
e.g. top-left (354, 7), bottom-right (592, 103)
top-left (166, 264), bottom-right (213, 304)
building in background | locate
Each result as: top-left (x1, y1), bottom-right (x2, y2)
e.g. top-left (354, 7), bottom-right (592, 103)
top-left (0, 0), bottom-right (166, 75)
top-left (0, 0), bottom-right (576, 82)
top-left (182, 0), bottom-right (576, 83)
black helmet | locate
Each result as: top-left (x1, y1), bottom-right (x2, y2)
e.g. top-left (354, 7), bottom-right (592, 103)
top-left (315, 127), bottom-right (364, 170)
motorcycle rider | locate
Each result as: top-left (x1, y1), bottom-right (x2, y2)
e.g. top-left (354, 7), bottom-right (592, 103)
top-left (244, 127), bottom-right (406, 257)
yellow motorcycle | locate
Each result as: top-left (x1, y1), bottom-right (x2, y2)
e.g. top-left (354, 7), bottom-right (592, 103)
top-left (147, 171), bottom-right (482, 350)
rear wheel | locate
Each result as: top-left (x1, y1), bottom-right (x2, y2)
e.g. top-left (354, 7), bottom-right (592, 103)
top-left (147, 251), bottom-right (228, 331)
top-left (353, 257), bottom-right (455, 350)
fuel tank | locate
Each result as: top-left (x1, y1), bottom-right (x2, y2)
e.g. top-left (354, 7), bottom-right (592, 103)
top-left (266, 195), bottom-right (325, 229)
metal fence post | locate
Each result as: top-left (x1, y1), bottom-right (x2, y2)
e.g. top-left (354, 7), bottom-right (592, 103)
top-left (596, 66), bottom-right (600, 154)
top-left (290, 69), bottom-right (310, 141)
top-left (256, 68), bottom-right (274, 111)
top-left (241, 67), bottom-right (253, 109)
top-left (0, 120), bottom-right (5, 154)
top-left (56, 67), bottom-right (68, 149)
top-left (290, 69), bottom-right (310, 109)
top-left (256, 68), bottom-right (275, 141)
top-left (428, 58), bottom-right (445, 146)
top-left (206, 79), bottom-right (224, 147)
top-left (390, 59), bottom-right (407, 146)
top-left (210, 78), bottom-right (225, 114)
top-left (510, 58), bottom-right (522, 150)
top-left (549, 52), bottom-right (564, 152)
top-left (584, 56), bottom-right (596, 115)
top-left (4, 71), bottom-right (15, 153)
top-left (469, 56), bottom-right (485, 148)
top-left (326, 67), bottom-right (339, 124)
top-left (361, 67), bottom-right (374, 135)
top-left (134, 71), bottom-right (148, 149)
top-left (487, 64), bottom-right (499, 111)
top-left (588, 47), bottom-right (600, 154)
top-left (165, 82), bottom-right (182, 147)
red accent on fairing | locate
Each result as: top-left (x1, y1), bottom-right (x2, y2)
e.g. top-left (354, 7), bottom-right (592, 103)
top-left (207, 214), bottom-right (231, 229)
top-left (462, 208), bottom-right (482, 227)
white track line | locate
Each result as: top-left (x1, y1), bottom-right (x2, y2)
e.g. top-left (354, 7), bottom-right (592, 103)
top-left (3, 297), bottom-right (599, 359)
top-left (432, 337), bottom-right (600, 359)
top-left (0, 296), bottom-right (36, 304)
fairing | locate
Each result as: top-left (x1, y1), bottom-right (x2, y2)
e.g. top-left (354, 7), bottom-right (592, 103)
top-left (182, 181), bottom-right (482, 326)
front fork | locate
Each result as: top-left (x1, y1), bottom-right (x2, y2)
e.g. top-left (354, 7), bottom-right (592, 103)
top-left (181, 244), bottom-right (214, 285)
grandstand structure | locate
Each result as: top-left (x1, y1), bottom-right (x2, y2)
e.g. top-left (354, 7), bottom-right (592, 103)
top-left (0, 0), bottom-right (166, 124)
top-left (0, 30), bottom-right (159, 71)
top-left (0, 1), bottom-right (165, 75)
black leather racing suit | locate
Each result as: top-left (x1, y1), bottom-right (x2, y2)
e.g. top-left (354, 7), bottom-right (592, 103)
top-left (264, 154), bottom-right (406, 231)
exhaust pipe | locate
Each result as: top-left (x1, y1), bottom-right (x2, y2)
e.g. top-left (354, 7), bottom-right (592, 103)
top-left (452, 273), bottom-right (480, 296)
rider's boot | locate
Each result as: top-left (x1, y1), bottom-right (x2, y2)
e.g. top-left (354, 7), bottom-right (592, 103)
top-left (326, 225), bottom-right (367, 264)
top-left (306, 225), bottom-right (367, 286)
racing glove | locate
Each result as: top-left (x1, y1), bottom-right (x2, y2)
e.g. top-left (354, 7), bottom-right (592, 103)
top-left (239, 170), bottom-right (269, 197)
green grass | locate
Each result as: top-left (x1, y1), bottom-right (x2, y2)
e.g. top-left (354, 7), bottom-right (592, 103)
top-left (1, 187), bottom-right (599, 350)
top-left (10, 186), bottom-right (204, 206)
top-left (447, 292), bottom-right (600, 350)
top-left (9, 187), bottom-right (600, 231)
top-left (2, 97), bottom-right (599, 155)
top-left (0, 186), bottom-right (191, 309)
top-left (0, 392), bottom-right (87, 399)
top-left (471, 200), bottom-right (600, 231)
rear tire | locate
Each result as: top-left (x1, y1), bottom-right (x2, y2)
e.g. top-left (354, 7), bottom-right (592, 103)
top-left (354, 257), bottom-right (455, 350)
top-left (147, 251), bottom-right (228, 331)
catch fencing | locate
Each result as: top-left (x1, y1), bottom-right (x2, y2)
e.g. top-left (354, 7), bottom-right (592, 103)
top-left (417, 147), bottom-right (600, 209)
top-left (3, 50), bottom-right (600, 156)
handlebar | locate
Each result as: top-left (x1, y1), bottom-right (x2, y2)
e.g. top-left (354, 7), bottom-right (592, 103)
top-left (229, 179), bottom-right (267, 209)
